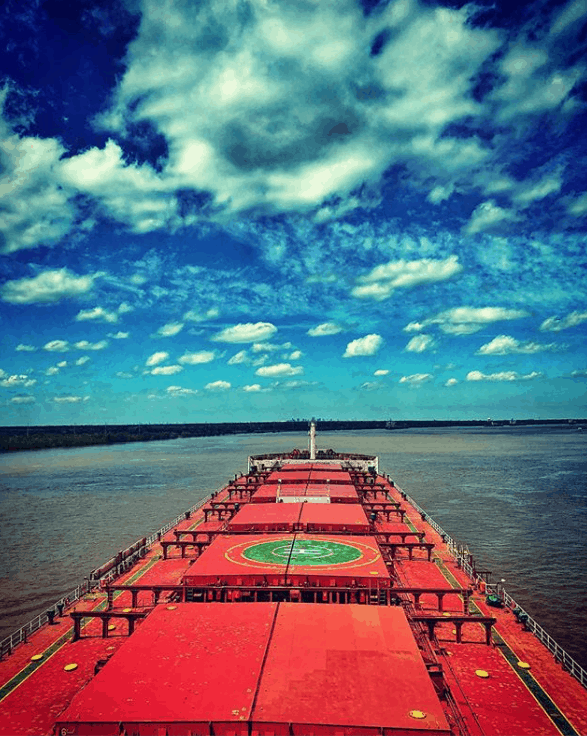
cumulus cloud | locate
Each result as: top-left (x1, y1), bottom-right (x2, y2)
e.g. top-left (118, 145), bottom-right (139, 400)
top-left (150, 364), bottom-right (183, 375)
top-left (399, 373), bottom-right (433, 385)
top-left (405, 334), bottom-right (435, 353)
top-left (476, 335), bottom-right (558, 355)
top-left (146, 351), bottom-right (169, 366)
top-left (242, 384), bottom-right (262, 392)
top-left (76, 306), bottom-right (118, 324)
top-left (465, 201), bottom-right (519, 235)
top-left (179, 350), bottom-right (216, 365)
top-left (1, 268), bottom-right (99, 304)
top-left (155, 322), bottom-right (184, 337)
top-left (44, 339), bottom-right (69, 352)
top-left (540, 310), bottom-right (587, 332)
top-left (16, 344), bottom-right (36, 352)
top-left (166, 385), bottom-right (198, 396)
top-left (255, 363), bottom-right (304, 377)
top-left (308, 322), bottom-right (343, 337)
top-left (288, 350), bottom-right (303, 360)
top-left (445, 377), bottom-right (458, 386)
top-left (74, 340), bottom-right (108, 351)
top-left (75, 356), bottom-right (90, 366)
top-left (184, 307), bottom-right (220, 322)
top-left (343, 334), bottom-right (383, 358)
top-left (109, 331), bottom-right (130, 339)
top-left (352, 256), bottom-right (462, 301)
top-left (53, 395), bottom-right (88, 403)
top-left (10, 395), bottom-right (35, 404)
top-left (407, 306), bottom-right (529, 335)
top-left (213, 322), bottom-right (277, 343)
top-left (467, 370), bottom-right (542, 382)
top-left (228, 350), bottom-right (249, 365)
top-left (205, 380), bottom-right (231, 390)
top-left (374, 369), bottom-right (389, 376)
top-left (1, 374), bottom-right (37, 388)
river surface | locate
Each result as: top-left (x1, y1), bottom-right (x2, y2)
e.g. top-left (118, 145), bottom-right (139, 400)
top-left (0, 426), bottom-right (585, 669)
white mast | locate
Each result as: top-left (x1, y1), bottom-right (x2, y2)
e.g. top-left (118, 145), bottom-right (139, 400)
top-left (309, 419), bottom-right (316, 460)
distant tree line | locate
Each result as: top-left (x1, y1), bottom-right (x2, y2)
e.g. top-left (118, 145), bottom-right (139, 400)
top-left (0, 418), bottom-right (582, 453)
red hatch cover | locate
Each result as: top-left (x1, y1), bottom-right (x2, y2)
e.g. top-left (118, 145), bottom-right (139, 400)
top-left (55, 603), bottom-right (277, 736)
top-left (300, 503), bottom-right (369, 532)
top-left (253, 604), bottom-right (451, 735)
top-left (266, 470), bottom-right (310, 484)
top-left (309, 469), bottom-right (351, 484)
top-left (55, 603), bottom-right (449, 736)
top-left (227, 502), bottom-right (303, 532)
top-left (278, 462), bottom-right (343, 472)
top-left (250, 484), bottom-right (279, 503)
top-left (183, 534), bottom-right (390, 589)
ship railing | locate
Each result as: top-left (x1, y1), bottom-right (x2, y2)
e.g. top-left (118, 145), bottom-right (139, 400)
top-left (395, 483), bottom-right (587, 691)
top-left (0, 486), bottom-right (219, 661)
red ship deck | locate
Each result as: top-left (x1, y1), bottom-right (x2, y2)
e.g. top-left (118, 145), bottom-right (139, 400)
top-left (2, 443), bottom-right (587, 736)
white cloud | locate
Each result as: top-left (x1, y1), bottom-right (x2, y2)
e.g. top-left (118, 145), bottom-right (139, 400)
top-left (44, 340), bottom-right (69, 352)
top-left (405, 334), bottom-right (435, 353)
top-left (0, 109), bottom-right (76, 252)
top-left (205, 380), bottom-right (231, 390)
top-left (550, 0), bottom-right (587, 35)
top-left (75, 356), bottom-right (90, 366)
top-left (184, 307), bottom-right (220, 322)
top-left (116, 371), bottom-right (133, 379)
top-left (10, 395), bottom-right (35, 404)
top-left (166, 385), bottom-right (198, 396)
top-left (243, 384), bottom-right (262, 392)
top-left (467, 370), bottom-right (542, 382)
top-left (374, 369), bottom-right (389, 376)
top-left (566, 192), bottom-right (587, 217)
top-left (76, 306), bottom-right (118, 324)
top-left (228, 350), bottom-right (249, 365)
top-left (477, 335), bottom-right (558, 355)
top-left (445, 377), bottom-right (458, 386)
top-left (399, 373), bottom-right (433, 385)
top-left (46, 366), bottom-right (60, 376)
top-left (513, 176), bottom-right (562, 205)
top-left (213, 322), bottom-right (277, 343)
top-left (1, 268), bottom-right (99, 304)
top-left (540, 310), bottom-right (587, 332)
top-left (118, 302), bottom-right (134, 315)
top-left (252, 342), bottom-right (280, 353)
top-left (1, 374), bottom-right (37, 388)
top-left (409, 306), bottom-right (529, 335)
top-left (150, 365), bottom-right (183, 375)
top-left (108, 331), bottom-right (130, 339)
top-left (179, 350), bottom-right (216, 365)
top-left (343, 334), bottom-right (383, 358)
top-left (74, 340), bottom-right (108, 351)
top-left (308, 322), bottom-right (343, 337)
top-left (465, 200), bottom-right (518, 235)
top-left (155, 322), bottom-right (184, 337)
top-left (256, 363), bottom-right (304, 377)
top-left (53, 395), bottom-right (88, 403)
top-left (15, 344), bottom-right (36, 352)
top-left (571, 369), bottom-right (587, 377)
top-left (361, 381), bottom-right (383, 390)
top-left (146, 351), bottom-right (169, 367)
top-left (288, 350), bottom-right (303, 360)
top-left (60, 138), bottom-right (178, 234)
top-left (352, 256), bottom-right (462, 301)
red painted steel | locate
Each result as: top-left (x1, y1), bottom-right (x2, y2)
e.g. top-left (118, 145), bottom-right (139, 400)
top-left (266, 470), bottom-right (310, 484)
top-left (309, 469), bottom-right (352, 484)
top-left (55, 603), bottom-right (277, 736)
top-left (252, 604), bottom-right (451, 735)
top-left (228, 502), bottom-right (303, 531)
top-left (182, 534), bottom-right (291, 586)
top-left (300, 503), bottom-right (369, 532)
top-left (250, 484), bottom-right (279, 503)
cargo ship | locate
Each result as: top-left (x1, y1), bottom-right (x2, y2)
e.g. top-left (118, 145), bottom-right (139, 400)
top-left (1, 422), bottom-right (586, 735)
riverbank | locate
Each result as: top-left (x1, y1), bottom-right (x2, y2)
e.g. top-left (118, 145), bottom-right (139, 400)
top-left (1, 418), bottom-right (583, 452)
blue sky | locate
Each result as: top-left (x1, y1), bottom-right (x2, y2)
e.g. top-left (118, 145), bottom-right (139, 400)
top-left (1, 0), bottom-right (586, 425)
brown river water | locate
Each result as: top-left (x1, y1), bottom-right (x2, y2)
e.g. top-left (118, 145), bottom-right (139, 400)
top-left (0, 427), bottom-right (585, 669)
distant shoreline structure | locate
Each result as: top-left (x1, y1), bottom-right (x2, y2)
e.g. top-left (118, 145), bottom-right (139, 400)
top-left (0, 418), bottom-right (584, 453)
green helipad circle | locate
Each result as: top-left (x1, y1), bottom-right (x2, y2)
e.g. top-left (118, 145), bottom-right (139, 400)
top-left (242, 539), bottom-right (362, 566)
